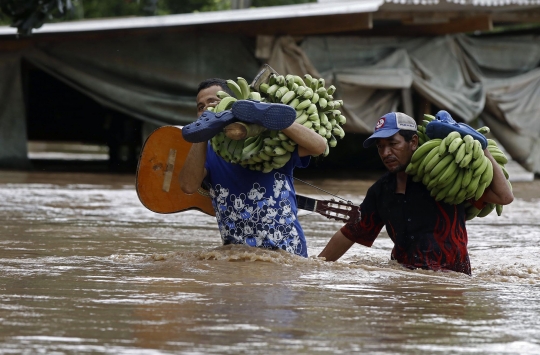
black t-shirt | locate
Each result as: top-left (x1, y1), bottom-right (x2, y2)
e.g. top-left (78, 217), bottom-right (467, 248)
top-left (341, 173), bottom-right (471, 275)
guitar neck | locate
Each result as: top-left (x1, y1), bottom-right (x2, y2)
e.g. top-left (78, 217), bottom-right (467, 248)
top-left (296, 194), bottom-right (318, 213)
top-left (296, 194), bottom-right (361, 223)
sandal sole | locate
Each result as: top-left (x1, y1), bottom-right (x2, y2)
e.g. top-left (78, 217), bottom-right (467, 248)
top-left (426, 121), bottom-right (488, 149)
top-left (231, 100), bottom-right (296, 131)
top-left (182, 111), bottom-right (237, 143)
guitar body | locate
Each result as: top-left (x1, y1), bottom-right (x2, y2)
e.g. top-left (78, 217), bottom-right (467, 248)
top-left (136, 126), bottom-right (215, 216)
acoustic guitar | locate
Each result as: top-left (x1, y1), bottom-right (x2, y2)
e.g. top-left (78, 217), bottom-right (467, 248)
top-left (136, 126), bottom-right (360, 223)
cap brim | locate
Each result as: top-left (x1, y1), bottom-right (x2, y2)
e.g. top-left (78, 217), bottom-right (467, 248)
top-left (363, 128), bottom-right (400, 148)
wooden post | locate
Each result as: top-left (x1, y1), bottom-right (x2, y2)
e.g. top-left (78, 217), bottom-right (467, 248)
top-left (401, 88), bottom-right (414, 117)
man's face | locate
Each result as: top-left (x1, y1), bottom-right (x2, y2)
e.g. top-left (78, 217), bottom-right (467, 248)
top-left (196, 85), bottom-right (222, 117)
top-left (375, 132), bottom-right (418, 174)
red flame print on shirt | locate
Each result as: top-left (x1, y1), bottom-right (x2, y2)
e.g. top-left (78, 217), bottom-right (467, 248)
top-left (396, 203), bottom-right (470, 274)
top-left (342, 210), bottom-right (383, 247)
top-left (430, 202), bottom-right (470, 274)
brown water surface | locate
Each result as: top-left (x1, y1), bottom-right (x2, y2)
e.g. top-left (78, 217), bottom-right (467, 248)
top-left (0, 171), bottom-right (539, 354)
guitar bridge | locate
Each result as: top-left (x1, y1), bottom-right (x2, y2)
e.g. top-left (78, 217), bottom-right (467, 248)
top-left (162, 148), bottom-right (177, 192)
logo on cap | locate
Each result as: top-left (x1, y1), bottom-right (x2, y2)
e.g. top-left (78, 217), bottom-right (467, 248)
top-left (375, 118), bottom-right (385, 130)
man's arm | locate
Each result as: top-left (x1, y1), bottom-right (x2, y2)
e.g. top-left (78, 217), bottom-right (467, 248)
top-left (318, 229), bottom-right (355, 261)
top-left (179, 142), bottom-right (208, 194)
top-left (480, 149), bottom-right (514, 206)
top-left (281, 123), bottom-right (327, 157)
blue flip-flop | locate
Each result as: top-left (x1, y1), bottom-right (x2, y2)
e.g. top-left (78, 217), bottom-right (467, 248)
top-left (425, 110), bottom-right (488, 149)
top-left (231, 100), bottom-right (296, 131)
top-left (182, 110), bottom-right (238, 143)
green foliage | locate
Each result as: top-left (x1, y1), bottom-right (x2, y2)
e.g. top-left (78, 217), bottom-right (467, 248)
top-left (75, 0), bottom-right (147, 18)
top-left (66, 0), bottom-right (232, 19)
top-left (0, 0), bottom-right (74, 35)
top-left (68, 0), bottom-right (315, 19)
top-left (159, 0), bottom-right (229, 14)
top-left (64, 0), bottom-right (153, 20)
top-left (251, 0), bottom-right (315, 6)
top-left (0, 0), bottom-right (318, 28)
top-left (0, 12), bottom-right (10, 25)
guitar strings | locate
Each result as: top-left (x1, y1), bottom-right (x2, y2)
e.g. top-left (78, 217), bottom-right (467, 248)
top-left (288, 175), bottom-right (354, 205)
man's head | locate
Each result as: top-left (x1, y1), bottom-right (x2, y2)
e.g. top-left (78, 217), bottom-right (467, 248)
top-left (363, 112), bottom-right (418, 174)
top-left (196, 78), bottom-right (235, 117)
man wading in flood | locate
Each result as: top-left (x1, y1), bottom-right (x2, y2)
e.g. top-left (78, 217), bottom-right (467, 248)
top-left (318, 112), bottom-right (514, 275)
top-left (179, 78), bottom-right (326, 257)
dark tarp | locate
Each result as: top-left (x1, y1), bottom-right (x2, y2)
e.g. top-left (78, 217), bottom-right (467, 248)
top-left (0, 32), bottom-right (260, 168)
top-left (0, 53), bottom-right (29, 169)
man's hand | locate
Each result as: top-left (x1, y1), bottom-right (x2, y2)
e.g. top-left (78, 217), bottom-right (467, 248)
top-left (480, 148), bottom-right (514, 206)
top-left (318, 230), bottom-right (355, 261)
top-left (179, 142), bottom-right (208, 195)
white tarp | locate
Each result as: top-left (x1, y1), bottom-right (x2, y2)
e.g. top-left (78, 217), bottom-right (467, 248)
top-left (295, 34), bottom-right (487, 128)
top-left (267, 33), bottom-right (540, 173)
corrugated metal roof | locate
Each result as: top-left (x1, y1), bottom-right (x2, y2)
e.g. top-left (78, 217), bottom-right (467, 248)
top-left (321, 0), bottom-right (540, 4)
top-left (391, 0), bottom-right (540, 4)
top-left (379, 0), bottom-right (540, 12)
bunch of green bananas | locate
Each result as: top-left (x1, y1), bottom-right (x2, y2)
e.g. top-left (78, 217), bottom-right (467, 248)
top-left (207, 74), bottom-right (346, 173)
top-left (406, 115), bottom-right (511, 220)
top-left (462, 137), bottom-right (512, 220)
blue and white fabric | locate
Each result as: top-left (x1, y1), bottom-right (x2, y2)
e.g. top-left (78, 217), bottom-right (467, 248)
top-left (204, 143), bottom-right (310, 257)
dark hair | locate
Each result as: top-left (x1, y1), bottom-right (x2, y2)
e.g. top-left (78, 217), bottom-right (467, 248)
top-left (197, 78), bottom-right (235, 97)
top-left (398, 129), bottom-right (417, 142)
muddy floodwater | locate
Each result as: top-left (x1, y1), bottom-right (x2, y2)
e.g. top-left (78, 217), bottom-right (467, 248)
top-left (0, 170), bottom-right (539, 354)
